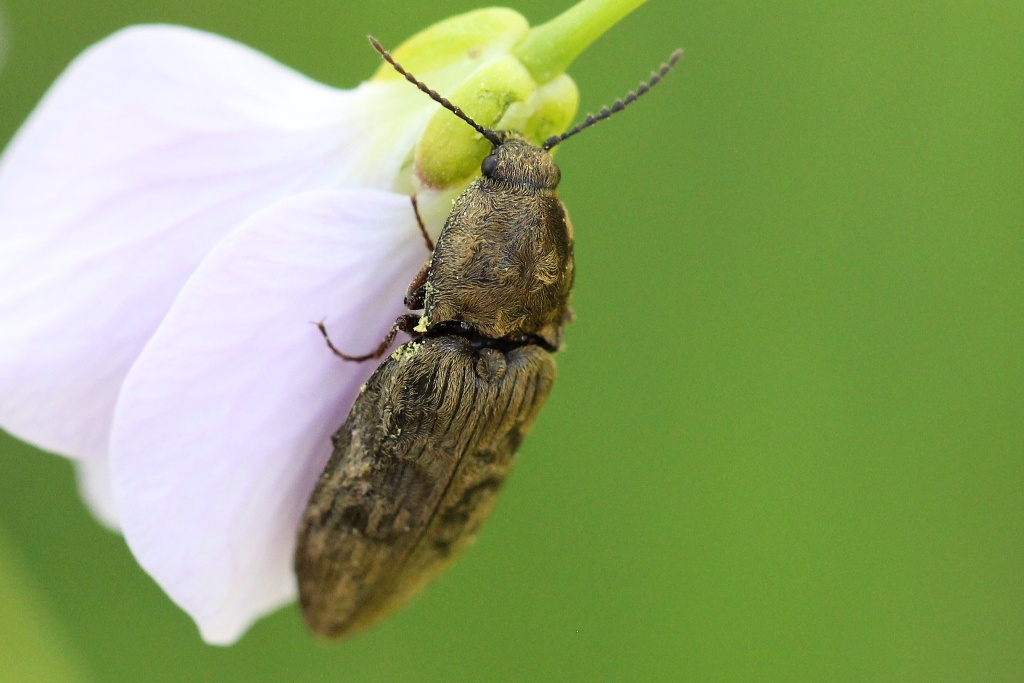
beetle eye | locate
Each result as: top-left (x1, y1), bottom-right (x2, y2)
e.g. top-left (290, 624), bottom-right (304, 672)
top-left (481, 154), bottom-right (498, 177)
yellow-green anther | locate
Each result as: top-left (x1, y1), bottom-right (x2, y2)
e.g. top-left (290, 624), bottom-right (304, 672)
top-left (415, 56), bottom-right (536, 189)
top-left (514, 0), bottom-right (648, 85)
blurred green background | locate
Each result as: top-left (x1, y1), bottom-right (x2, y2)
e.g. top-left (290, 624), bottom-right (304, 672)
top-left (1, 1), bottom-right (1022, 681)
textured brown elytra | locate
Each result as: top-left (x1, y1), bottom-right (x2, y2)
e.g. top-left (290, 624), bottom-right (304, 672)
top-left (295, 37), bottom-right (682, 639)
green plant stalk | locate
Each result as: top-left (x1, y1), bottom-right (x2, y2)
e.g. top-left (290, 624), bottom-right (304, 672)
top-left (514, 0), bottom-right (649, 84)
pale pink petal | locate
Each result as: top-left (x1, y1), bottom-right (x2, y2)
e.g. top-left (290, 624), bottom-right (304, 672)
top-left (109, 189), bottom-right (427, 644)
top-left (0, 25), bottom-right (433, 467)
top-left (75, 458), bottom-right (121, 531)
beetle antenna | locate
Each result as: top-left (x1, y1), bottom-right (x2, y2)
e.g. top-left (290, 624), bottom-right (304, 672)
top-left (543, 49), bottom-right (683, 150)
top-left (369, 36), bottom-right (503, 146)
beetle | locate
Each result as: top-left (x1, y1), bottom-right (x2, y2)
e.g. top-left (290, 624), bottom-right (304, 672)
top-left (295, 37), bottom-right (682, 639)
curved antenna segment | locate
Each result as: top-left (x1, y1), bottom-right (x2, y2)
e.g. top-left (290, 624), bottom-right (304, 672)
top-left (543, 49), bottom-right (683, 150)
top-left (369, 36), bottom-right (503, 146)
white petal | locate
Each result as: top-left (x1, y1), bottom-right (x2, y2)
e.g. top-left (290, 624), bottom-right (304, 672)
top-left (109, 189), bottom-right (427, 645)
top-left (75, 457), bottom-right (121, 531)
top-left (0, 25), bottom-right (434, 464)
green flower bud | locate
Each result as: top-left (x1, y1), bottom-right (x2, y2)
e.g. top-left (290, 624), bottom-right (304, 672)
top-left (508, 74), bottom-right (580, 150)
top-left (371, 9), bottom-right (529, 89)
top-left (376, 0), bottom-right (648, 190)
top-left (415, 56), bottom-right (536, 189)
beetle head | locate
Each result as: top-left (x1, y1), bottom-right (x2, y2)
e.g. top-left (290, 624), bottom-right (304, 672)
top-left (480, 134), bottom-right (561, 190)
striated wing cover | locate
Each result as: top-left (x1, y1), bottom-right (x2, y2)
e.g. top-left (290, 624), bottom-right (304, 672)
top-left (296, 334), bottom-right (555, 638)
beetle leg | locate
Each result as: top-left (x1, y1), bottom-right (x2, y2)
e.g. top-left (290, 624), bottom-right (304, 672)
top-left (404, 260), bottom-right (431, 310)
top-left (317, 314), bottom-right (421, 362)
top-left (410, 195), bottom-right (434, 252)
top-left (403, 195), bottom-right (433, 309)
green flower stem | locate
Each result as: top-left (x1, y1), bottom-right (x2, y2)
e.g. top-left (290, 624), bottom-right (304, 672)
top-left (514, 0), bottom-right (648, 84)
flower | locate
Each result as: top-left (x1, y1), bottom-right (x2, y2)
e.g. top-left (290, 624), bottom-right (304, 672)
top-left (0, 0), bottom-right (646, 644)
